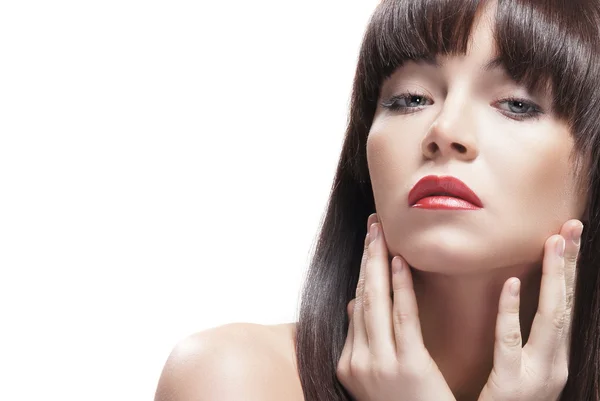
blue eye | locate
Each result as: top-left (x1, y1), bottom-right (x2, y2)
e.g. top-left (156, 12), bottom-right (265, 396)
top-left (495, 98), bottom-right (543, 121)
top-left (381, 93), bottom-right (433, 112)
top-left (507, 100), bottom-right (530, 113)
top-left (380, 93), bottom-right (544, 121)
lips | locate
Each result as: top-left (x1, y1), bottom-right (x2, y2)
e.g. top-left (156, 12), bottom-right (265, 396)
top-left (408, 175), bottom-right (483, 208)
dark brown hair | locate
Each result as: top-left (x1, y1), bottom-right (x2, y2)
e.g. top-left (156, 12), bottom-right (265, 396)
top-left (295, 0), bottom-right (600, 399)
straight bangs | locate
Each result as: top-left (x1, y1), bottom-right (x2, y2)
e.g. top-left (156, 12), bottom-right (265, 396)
top-left (296, 3), bottom-right (600, 400)
top-left (360, 0), bottom-right (480, 97)
top-left (357, 0), bottom-right (600, 177)
top-left (494, 0), bottom-right (600, 173)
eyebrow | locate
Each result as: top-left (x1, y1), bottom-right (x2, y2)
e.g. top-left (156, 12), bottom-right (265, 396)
top-left (420, 56), bottom-right (505, 73)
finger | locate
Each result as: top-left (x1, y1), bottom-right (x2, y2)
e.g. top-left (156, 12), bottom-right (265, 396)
top-left (558, 220), bottom-right (583, 361)
top-left (352, 214), bottom-right (378, 357)
top-left (526, 235), bottom-right (566, 365)
top-left (491, 277), bottom-right (523, 379)
top-left (391, 255), bottom-right (426, 359)
top-left (338, 299), bottom-right (356, 370)
top-left (362, 222), bottom-right (396, 359)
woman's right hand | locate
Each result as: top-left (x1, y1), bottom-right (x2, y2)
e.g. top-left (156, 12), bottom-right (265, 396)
top-left (336, 213), bottom-right (456, 401)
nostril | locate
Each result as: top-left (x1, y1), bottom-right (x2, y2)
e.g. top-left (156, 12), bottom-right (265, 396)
top-left (427, 143), bottom-right (439, 153)
top-left (452, 143), bottom-right (467, 153)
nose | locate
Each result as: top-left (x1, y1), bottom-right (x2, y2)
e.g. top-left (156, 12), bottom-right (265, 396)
top-left (421, 106), bottom-right (479, 162)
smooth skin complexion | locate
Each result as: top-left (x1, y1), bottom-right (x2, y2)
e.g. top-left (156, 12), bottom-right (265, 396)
top-left (336, 3), bottom-right (586, 401)
top-left (337, 214), bottom-right (581, 401)
top-left (154, 2), bottom-right (586, 401)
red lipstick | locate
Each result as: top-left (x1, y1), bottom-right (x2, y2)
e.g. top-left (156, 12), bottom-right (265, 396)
top-left (408, 175), bottom-right (483, 210)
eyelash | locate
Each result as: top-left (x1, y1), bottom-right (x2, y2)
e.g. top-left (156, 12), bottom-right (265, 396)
top-left (380, 92), bottom-right (543, 121)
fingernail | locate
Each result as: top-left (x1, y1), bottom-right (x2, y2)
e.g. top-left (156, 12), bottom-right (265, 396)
top-left (556, 236), bottom-right (565, 257)
top-left (572, 223), bottom-right (584, 246)
top-left (374, 213), bottom-right (379, 223)
top-left (367, 213), bottom-right (377, 229)
top-left (509, 279), bottom-right (520, 297)
top-left (392, 256), bottom-right (403, 274)
top-left (369, 223), bottom-right (379, 241)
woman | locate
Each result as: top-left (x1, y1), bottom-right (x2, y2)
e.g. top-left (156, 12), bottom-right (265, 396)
top-left (155, 0), bottom-right (600, 400)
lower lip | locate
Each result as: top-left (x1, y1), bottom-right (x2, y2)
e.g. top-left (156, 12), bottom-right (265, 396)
top-left (411, 196), bottom-right (481, 210)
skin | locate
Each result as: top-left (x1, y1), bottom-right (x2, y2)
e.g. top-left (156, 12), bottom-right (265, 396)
top-left (344, 3), bottom-right (587, 401)
top-left (154, 322), bottom-right (304, 401)
top-left (155, 3), bottom-right (589, 401)
top-left (337, 213), bottom-right (582, 401)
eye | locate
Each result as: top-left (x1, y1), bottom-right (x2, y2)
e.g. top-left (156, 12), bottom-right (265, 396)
top-left (494, 98), bottom-right (543, 121)
top-left (381, 92), bottom-right (433, 113)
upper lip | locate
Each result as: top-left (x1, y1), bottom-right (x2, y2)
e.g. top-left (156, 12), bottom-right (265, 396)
top-left (408, 175), bottom-right (483, 207)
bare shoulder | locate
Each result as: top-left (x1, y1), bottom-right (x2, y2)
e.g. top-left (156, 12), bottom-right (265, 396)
top-left (154, 322), bottom-right (303, 401)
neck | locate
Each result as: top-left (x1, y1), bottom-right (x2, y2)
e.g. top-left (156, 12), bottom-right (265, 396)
top-left (411, 264), bottom-right (542, 401)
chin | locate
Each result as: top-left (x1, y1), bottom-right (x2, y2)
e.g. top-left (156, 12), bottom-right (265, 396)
top-left (403, 250), bottom-right (485, 274)
top-left (390, 230), bottom-right (497, 274)
top-left (393, 232), bottom-right (544, 275)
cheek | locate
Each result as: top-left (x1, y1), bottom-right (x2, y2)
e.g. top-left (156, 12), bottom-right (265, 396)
top-left (366, 133), bottom-right (387, 182)
top-left (367, 135), bottom-right (407, 216)
top-left (501, 135), bottom-right (577, 224)
top-left (366, 126), bottom-right (419, 197)
top-left (368, 123), bottom-right (581, 273)
top-left (476, 131), bottom-right (580, 266)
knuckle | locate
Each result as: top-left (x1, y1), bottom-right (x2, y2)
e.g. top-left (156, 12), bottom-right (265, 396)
top-left (349, 358), bottom-right (369, 378)
top-left (552, 308), bottom-right (567, 330)
top-left (504, 304), bottom-right (521, 316)
top-left (372, 361), bottom-right (398, 381)
top-left (501, 329), bottom-right (522, 348)
top-left (362, 290), bottom-right (374, 312)
top-left (393, 308), bottom-right (412, 327)
top-left (554, 365), bottom-right (569, 387)
top-left (336, 362), bottom-right (349, 380)
top-left (367, 240), bottom-right (378, 257)
top-left (391, 276), bottom-right (409, 292)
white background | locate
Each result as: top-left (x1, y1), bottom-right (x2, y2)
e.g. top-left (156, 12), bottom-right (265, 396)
top-left (0, 1), bottom-right (377, 400)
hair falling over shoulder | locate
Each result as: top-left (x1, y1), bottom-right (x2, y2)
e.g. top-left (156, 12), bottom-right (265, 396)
top-left (295, 0), bottom-right (600, 400)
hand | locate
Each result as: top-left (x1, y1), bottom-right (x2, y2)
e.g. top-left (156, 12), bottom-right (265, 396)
top-left (477, 219), bottom-right (584, 401)
top-left (336, 213), bottom-right (456, 401)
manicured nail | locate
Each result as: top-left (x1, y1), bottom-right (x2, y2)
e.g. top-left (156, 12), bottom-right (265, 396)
top-left (509, 279), bottom-right (520, 297)
top-left (572, 223), bottom-right (583, 246)
top-left (369, 223), bottom-right (379, 241)
top-left (556, 237), bottom-right (565, 257)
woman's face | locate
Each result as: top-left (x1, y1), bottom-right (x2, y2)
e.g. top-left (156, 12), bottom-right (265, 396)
top-left (366, 7), bottom-right (588, 274)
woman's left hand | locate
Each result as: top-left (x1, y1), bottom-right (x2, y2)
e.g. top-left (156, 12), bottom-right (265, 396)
top-left (477, 219), bottom-right (584, 401)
